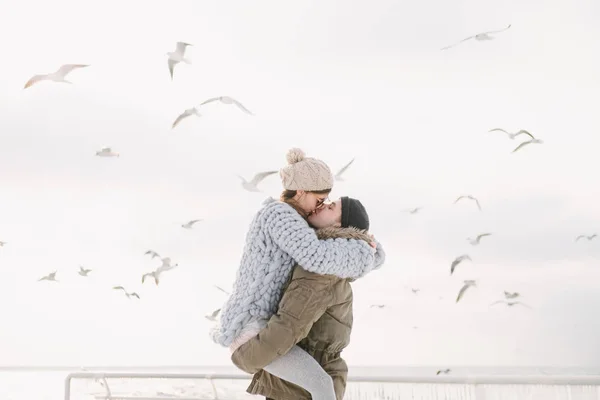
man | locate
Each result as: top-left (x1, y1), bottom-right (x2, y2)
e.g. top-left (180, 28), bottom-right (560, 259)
top-left (231, 196), bottom-right (385, 400)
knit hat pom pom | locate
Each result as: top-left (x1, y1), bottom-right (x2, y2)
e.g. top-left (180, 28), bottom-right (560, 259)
top-left (286, 148), bottom-right (305, 165)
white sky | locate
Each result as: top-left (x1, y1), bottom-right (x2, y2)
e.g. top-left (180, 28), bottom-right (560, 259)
top-left (0, 0), bottom-right (599, 367)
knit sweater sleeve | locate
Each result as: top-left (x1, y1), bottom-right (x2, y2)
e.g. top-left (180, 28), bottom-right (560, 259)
top-left (265, 203), bottom-right (377, 279)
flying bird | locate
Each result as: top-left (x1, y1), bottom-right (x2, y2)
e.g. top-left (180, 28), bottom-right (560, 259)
top-left (142, 257), bottom-right (178, 285)
top-left (237, 171), bottom-right (277, 192)
top-left (200, 96), bottom-right (254, 115)
top-left (167, 42), bottom-right (192, 80)
top-left (454, 195), bottom-right (481, 211)
top-left (441, 24), bottom-right (512, 50)
top-left (144, 250), bottom-right (160, 259)
top-left (450, 254), bottom-right (471, 275)
top-left (39, 271), bottom-right (58, 282)
top-left (490, 300), bottom-right (531, 309)
top-left (205, 308), bottom-right (221, 321)
top-left (488, 128), bottom-right (535, 140)
top-left (504, 291), bottom-right (519, 299)
top-left (113, 286), bottom-right (140, 299)
top-left (95, 147), bottom-right (119, 157)
top-left (24, 64), bottom-right (89, 89)
top-left (467, 233), bottom-right (492, 246)
top-left (370, 304), bottom-right (386, 309)
top-left (334, 158), bottom-right (355, 181)
top-left (172, 107), bottom-right (202, 129)
top-left (411, 288), bottom-right (420, 294)
top-left (576, 234), bottom-right (597, 242)
top-left (436, 369), bottom-right (451, 375)
top-left (78, 266), bottom-right (92, 277)
top-left (404, 207), bottom-right (423, 214)
top-left (182, 219), bottom-right (202, 229)
top-left (456, 280), bottom-right (476, 303)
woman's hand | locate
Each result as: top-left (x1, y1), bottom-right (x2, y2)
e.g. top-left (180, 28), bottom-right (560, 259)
top-left (369, 234), bottom-right (377, 248)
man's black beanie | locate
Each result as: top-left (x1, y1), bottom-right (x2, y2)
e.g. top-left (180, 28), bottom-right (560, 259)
top-left (340, 196), bottom-right (370, 231)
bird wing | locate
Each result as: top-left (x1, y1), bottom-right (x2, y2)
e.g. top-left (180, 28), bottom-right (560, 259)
top-left (514, 301), bottom-right (532, 309)
top-left (512, 140), bottom-right (532, 153)
top-left (453, 196), bottom-right (466, 204)
top-left (176, 42), bottom-right (191, 54)
top-left (56, 64), bottom-right (89, 78)
top-left (590, 234), bottom-right (598, 240)
top-left (473, 197), bottom-right (482, 210)
top-left (231, 98), bottom-right (254, 115)
top-left (515, 130), bottom-right (535, 140)
top-left (477, 233), bottom-right (491, 240)
top-left (455, 283), bottom-right (472, 302)
top-left (335, 158), bottom-right (355, 178)
top-left (211, 308), bottom-right (221, 318)
top-left (481, 24), bottom-right (512, 35)
top-left (113, 286), bottom-right (126, 291)
top-left (187, 219), bottom-right (202, 225)
top-left (440, 35), bottom-right (475, 50)
top-left (130, 293), bottom-right (140, 299)
top-left (214, 285), bottom-right (229, 295)
top-left (489, 300), bottom-right (505, 306)
top-left (575, 235), bottom-right (585, 241)
top-left (250, 170), bottom-right (278, 185)
top-left (200, 97), bottom-right (220, 106)
top-left (168, 59), bottom-right (176, 80)
top-left (172, 110), bottom-right (191, 128)
top-left (24, 74), bottom-right (48, 89)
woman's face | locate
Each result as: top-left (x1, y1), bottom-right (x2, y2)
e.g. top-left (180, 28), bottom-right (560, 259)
top-left (295, 190), bottom-right (330, 216)
top-left (308, 198), bottom-right (342, 229)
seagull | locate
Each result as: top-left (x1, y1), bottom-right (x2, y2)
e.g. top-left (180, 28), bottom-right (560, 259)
top-left (456, 280), bottom-right (476, 303)
top-left (404, 207), bottom-right (423, 214)
top-left (144, 250), bottom-right (160, 259)
top-left (95, 147), bottom-right (119, 157)
top-left (467, 233), bottom-right (492, 245)
top-left (450, 254), bottom-right (471, 275)
top-left (411, 288), bottom-right (420, 294)
top-left (214, 285), bottom-right (230, 295)
top-left (39, 271), bottom-right (58, 282)
top-left (78, 266), bottom-right (92, 277)
top-left (454, 195), bottom-right (481, 211)
top-left (112, 286), bottom-right (140, 299)
top-left (512, 138), bottom-right (543, 153)
top-left (504, 291), bottom-right (520, 299)
top-left (441, 24), bottom-right (512, 50)
top-left (167, 42), bottom-right (192, 80)
top-left (370, 304), bottom-right (386, 309)
top-left (237, 171), bottom-right (278, 192)
top-left (182, 219), bottom-right (202, 229)
top-left (576, 234), bottom-right (597, 242)
top-left (24, 64), bottom-right (89, 89)
top-left (436, 369), bottom-right (451, 375)
top-left (334, 158), bottom-right (355, 181)
top-left (172, 107), bottom-right (202, 129)
top-left (205, 308), bottom-right (221, 321)
top-left (200, 96), bottom-right (254, 116)
top-left (488, 128), bottom-right (535, 140)
top-left (490, 300), bottom-right (531, 309)
top-left (142, 257), bottom-right (178, 285)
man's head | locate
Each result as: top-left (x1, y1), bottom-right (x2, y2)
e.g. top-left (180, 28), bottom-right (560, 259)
top-left (308, 196), bottom-right (370, 231)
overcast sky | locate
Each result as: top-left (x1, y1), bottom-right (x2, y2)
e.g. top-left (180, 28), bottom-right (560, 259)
top-left (1, 0), bottom-right (599, 367)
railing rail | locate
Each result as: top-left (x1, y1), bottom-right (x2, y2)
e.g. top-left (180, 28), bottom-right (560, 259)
top-left (65, 371), bottom-right (600, 400)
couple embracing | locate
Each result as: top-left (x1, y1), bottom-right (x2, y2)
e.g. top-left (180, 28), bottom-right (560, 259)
top-left (210, 148), bottom-right (386, 400)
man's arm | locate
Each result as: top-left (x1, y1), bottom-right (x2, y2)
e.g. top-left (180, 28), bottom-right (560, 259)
top-left (231, 272), bottom-right (330, 374)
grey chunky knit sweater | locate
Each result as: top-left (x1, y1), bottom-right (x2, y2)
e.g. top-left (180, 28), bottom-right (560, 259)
top-left (210, 197), bottom-right (385, 347)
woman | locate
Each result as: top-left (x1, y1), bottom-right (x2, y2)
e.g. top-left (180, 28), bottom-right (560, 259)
top-left (210, 148), bottom-right (385, 400)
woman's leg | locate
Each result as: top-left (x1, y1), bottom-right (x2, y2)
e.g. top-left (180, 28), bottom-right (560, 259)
top-left (263, 345), bottom-right (336, 400)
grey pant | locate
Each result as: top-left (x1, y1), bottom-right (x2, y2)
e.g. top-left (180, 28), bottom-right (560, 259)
top-left (262, 345), bottom-right (336, 400)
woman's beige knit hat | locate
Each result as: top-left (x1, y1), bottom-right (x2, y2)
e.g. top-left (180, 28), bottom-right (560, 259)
top-left (279, 148), bottom-right (334, 191)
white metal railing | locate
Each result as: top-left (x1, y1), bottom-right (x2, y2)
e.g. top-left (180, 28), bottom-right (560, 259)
top-left (64, 371), bottom-right (600, 400)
